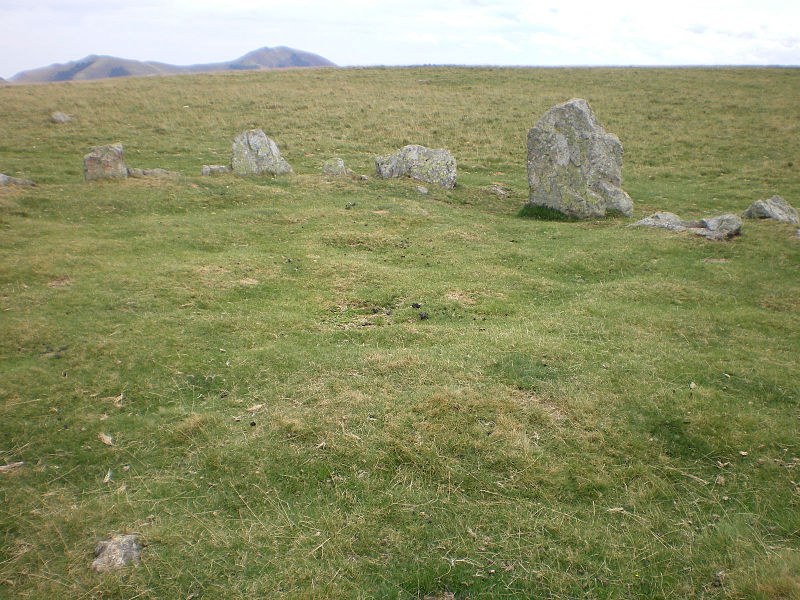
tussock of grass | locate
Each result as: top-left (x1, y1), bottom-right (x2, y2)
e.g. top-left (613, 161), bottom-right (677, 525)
top-left (1, 66), bottom-right (799, 599)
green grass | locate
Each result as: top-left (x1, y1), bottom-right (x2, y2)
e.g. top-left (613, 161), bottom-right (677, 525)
top-left (1, 66), bottom-right (799, 599)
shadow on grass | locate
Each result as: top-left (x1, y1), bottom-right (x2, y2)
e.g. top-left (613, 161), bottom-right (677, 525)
top-left (518, 203), bottom-right (577, 222)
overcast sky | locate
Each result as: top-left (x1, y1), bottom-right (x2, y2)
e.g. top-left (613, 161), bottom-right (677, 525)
top-left (1, 0), bottom-right (798, 79)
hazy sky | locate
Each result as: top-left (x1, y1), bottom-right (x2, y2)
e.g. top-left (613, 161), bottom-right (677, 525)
top-left (1, 0), bottom-right (798, 78)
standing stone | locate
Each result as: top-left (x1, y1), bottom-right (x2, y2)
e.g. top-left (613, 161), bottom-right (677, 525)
top-left (231, 130), bottom-right (293, 176)
top-left (526, 98), bottom-right (632, 219)
top-left (83, 144), bottom-right (127, 181)
top-left (50, 111), bottom-right (72, 124)
top-left (741, 195), bottom-right (799, 224)
top-left (374, 145), bottom-right (457, 190)
top-left (92, 534), bottom-right (141, 572)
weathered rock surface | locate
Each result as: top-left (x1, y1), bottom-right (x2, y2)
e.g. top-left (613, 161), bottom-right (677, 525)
top-left (631, 212), bottom-right (741, 241)
top-left (0, 173), bottom-right (36, 186)
top-left (374, 145), bottom-right (457, 189)
top-left (742, 195), bottom-right (799, 224)
top-left (84, 144), bottom-right (127, 181)
top-left (92, 534), bottom-right (141, 572)
top-left (127, 167), bottom-right (175, 178)
top-left (231, 130), bottom-right (293, 176)
top-left (696, 214), bottom-right (742, 240)
top-left (201, 165), bottom-right (232, 176)
top-left (50, 111), bottom-right (72, 124)
top-left (322, 158), bottom-right (349, 176)
top-left (526, 98), bottom-right (632, 219)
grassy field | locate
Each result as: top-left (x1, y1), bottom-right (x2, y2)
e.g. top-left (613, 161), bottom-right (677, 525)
top-left (1, 66), bottom-right (799, 599)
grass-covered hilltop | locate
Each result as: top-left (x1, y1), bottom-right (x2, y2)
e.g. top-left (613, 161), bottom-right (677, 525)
top-left (1, 66), bottom-right (799, 599)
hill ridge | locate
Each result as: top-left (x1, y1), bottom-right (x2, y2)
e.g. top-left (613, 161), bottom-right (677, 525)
top-left (9, 46), bottom-right (336, 83)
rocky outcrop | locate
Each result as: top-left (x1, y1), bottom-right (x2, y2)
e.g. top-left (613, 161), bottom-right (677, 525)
top-left (742, 195), bottom-right (799, 224)
top-left (374, 145), bottom-right (457, 189)
top-left (526, 98), bottom-right (632, 219)
top-left (83, 144), bottom-right (127, 181)
top-left (0, 173), bottom-right (35, 186)
top-left (92, 534), bottom-right (141, 572)
top-left (231, 130), bottom-right (293, 176)
top-left (631, 212), bottom-right (742, 241)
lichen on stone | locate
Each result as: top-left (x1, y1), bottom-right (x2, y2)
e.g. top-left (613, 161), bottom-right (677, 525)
top-left (526, 98), bottom-right (632, 219)
top-left (374, 145), bottom-right (457, 189)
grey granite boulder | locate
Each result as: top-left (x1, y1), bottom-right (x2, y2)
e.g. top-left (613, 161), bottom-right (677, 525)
top-left (526, 98), bottom-right (632, 219)
top-left (0, 173), bottom-right (35, 186)
top-left (201, 165), bottom-right (232, 176)
top-left (742, 195), bottom-right (799, 224)
top-left (696, 214), bottom-right (742, 240)
top-left (84, 144), bottom-right (127, 181)
top-left (631, 212), bottom-right (741, 241)
top-left (92, 534), bottom-right (141, 572)
top-left (630, 212), bottom-right (688, 231)
top-left (50, 111), bottom-right (72, 124)
top-left (374, 145), bottom-right (457, 189)
top-left (231, 130), bottom-right (293, 176)
top-left (322, 158), bottom-right (348, 175)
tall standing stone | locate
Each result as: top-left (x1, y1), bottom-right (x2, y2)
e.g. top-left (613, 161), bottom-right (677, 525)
top-left (526, 98), bottom-right (632, 219)
top-left (231, 130), bottom-right (293, 176)
top-left (83, 144), bottom-right (127, 181)
top-left (374, 145), bottom-right (457, 190)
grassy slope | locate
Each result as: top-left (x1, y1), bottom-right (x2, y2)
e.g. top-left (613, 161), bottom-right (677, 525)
top-left (0, 67), bottom-right (798, 599)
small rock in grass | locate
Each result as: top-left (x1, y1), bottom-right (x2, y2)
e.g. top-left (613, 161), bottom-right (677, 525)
top-left (631, 212), bottom-right (741, 241)
top-left (374, 144), bottom-right (457, 189)
top-left (695, 214), bottom-right (742, 240)
top-left (201, 165), bottom-right (232, 176)
top-left (414, 185), bottom-right (429, 194)
top-left (742, 195), bottom-right (799, 224)
top-left (50, 111), bottom-right (72, 124)
top-left (92, 534), bottom-right (141, 572)
top-left (127, 167), bottom-right (176, 179)
top-left (484, 184), bottom-right (509, 198)
top-left (0, 173), bottom-right (35, 186)
top-left (322, 157), bottom-right (350, 176)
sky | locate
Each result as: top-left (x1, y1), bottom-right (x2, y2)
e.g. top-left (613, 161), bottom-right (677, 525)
top-left (1, 0), bottom-right (798, 79)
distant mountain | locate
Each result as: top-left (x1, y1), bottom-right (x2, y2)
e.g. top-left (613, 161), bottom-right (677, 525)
top-left (9, 46), bottom-right (336, 83)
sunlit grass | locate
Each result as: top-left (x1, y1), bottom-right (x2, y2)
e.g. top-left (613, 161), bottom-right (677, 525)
top-left (1, 66), bottom-right (799, 599)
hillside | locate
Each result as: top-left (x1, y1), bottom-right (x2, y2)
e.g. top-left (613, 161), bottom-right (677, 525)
top-left (9, 46), bottom-right (335, 83)
top-left (0, 67), bottom-right (799, 599)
